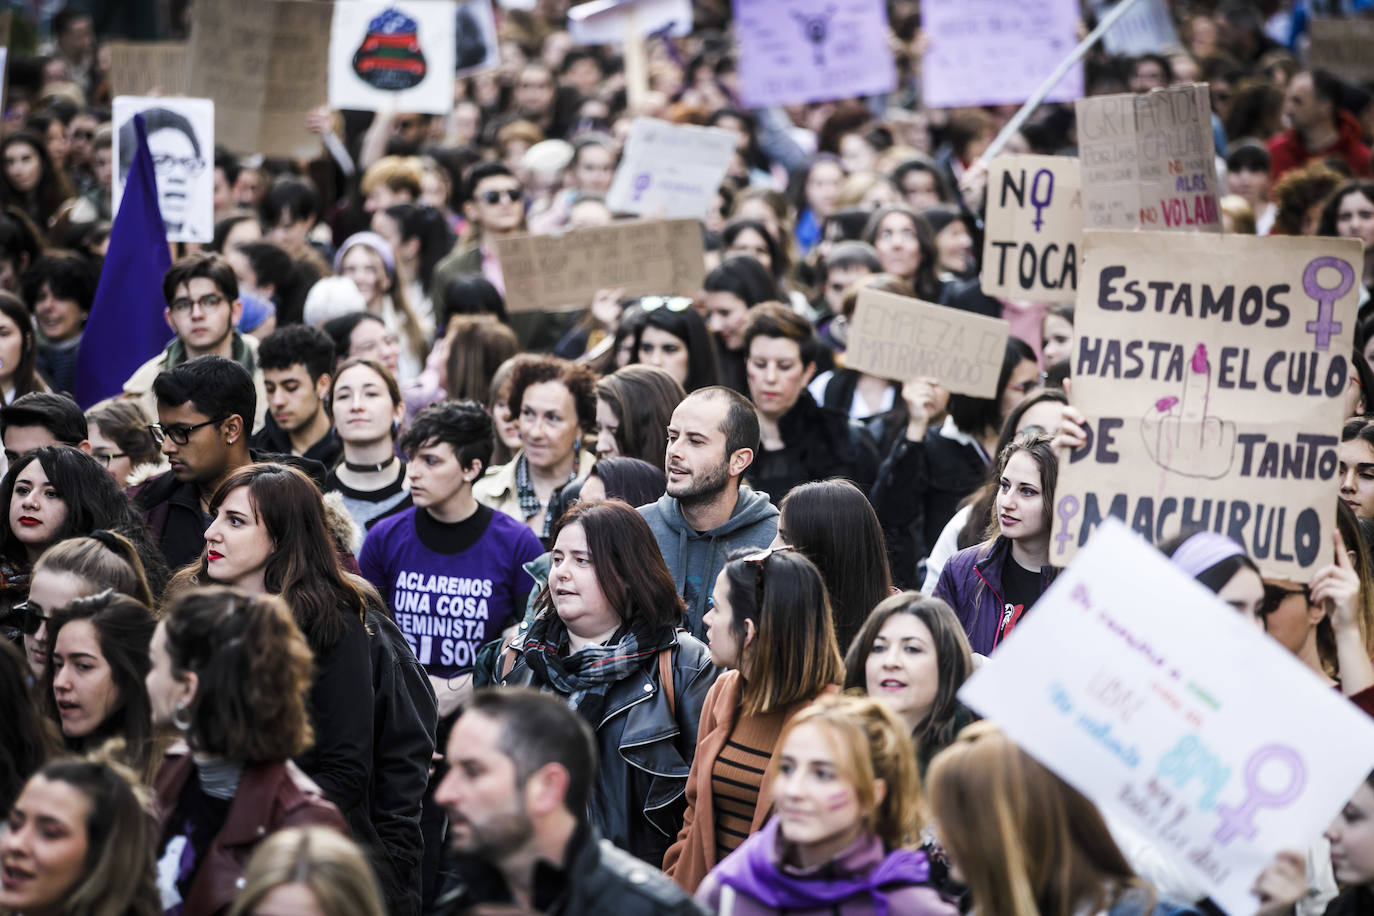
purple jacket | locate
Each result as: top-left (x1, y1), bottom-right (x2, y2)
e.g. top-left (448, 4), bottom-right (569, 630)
top-left (933, 536), bottom-right (1054, 656)
top-left (696, 818), bottom-right (956, 916)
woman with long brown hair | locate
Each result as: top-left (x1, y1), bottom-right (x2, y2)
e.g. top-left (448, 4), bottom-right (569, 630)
top-left (497, 500), bottom-right (718, 867)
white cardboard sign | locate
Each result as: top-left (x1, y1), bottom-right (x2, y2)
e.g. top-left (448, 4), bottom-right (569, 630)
top-left (606, 118), bottom-right (736, 220)
top-left (112, 95), bottom-right (215, 243)
top-left (329, 1), bottom-right (458, 115)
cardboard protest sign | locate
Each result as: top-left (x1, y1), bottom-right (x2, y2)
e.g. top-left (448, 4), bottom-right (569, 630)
top-left (844, 289), bottom-right (1010, 398)
top-left (568, 0), bottom-right (693, 45)
top-left (108, 42), bottom-right (189, 97)
top-left (921, 0), bottom-right (1082, 108)
top-left (1308, 18), bottom-right (1374, 86)
top-left (606, 118), bottom-right (736, 220)
top-left (1052, 231), bottom-right (1361, 581)
top-left (982, 155), bottom-right (1083, 304)
top-left (734, 0), bottom-right (896, 108)
top-left (1094, 0), bottom-right (1181, 56)
top-left (496, 219), bottom-right (705, 313)
top-left (961, 519), bottom-right (1374, 915)
top-left (454, 0), bottom-right (500, 77)
top-left (1076, 84), bottom-right (1221, 233)
top-left (112, 96), bottom-right (215, 243)
top-left (187, 0), bottom-right (330, 158)
top-left (330, 2), bottom-right (457, 115)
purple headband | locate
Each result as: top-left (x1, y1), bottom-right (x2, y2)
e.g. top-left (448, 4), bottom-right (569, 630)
top-left (1170, 531), bottom-right (1246, 579)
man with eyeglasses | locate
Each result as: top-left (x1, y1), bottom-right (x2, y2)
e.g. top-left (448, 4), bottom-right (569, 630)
top-left (122, 252), bottom-right (268, 435)
top-left (127, 356), bottom-right (257, 571)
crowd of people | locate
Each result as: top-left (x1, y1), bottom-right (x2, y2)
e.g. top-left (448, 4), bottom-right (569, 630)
top-left (2, 1), bottom-right (1374, 915)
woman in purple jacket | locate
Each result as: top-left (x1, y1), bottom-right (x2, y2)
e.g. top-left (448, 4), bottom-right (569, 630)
top-left (933, 432), bottom-right (1057, 656)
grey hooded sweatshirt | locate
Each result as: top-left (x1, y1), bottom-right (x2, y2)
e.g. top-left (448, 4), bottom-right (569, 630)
top-left (639, 486), bottom-right (779, 638)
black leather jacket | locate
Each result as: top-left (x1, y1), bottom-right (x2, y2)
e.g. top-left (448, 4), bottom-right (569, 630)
top-left (500, 629), bottom-right (719, 867)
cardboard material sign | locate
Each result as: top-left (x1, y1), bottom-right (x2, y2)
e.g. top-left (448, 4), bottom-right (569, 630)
top-left (1053, 230), bottom-right (1361, 581)
top-left (961, 519), bottom-right (1374, 915)
top-left (568, 0), bottom-right (693, 44)
top-left (109, 42), bottom-right (189, 97)
top-left (1308, 18), bottom-right (1374, 86)
top-left (606, 118), bottom-right (736, 220)
top-left (187, 0), bottom-right (330, 158)
top-left (113, 96), bottom-right (215, 243)
top-left (921, 0), bottom-right (1082, 108)
top-left (844, 289), bottom-right (1010, 398)
top-left (330, 1), bottom-right (458, 114)
top-left (734, 0), bottom-right (896, 108)
top-left (982, 155), bottom-right (1083, 304)
top-left (496, 219), bottom-right (705, 313)
top-left (1077, 84), bottom-right (1221, 233)
top-left (1094, 0), bottom-right (1181, 56)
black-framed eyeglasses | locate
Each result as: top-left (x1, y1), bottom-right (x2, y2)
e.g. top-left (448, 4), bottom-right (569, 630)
top-left (152, 153), bottom-right (206, 174)
top-left (12, 601), bottom-right (48, 636)
top-left (479, 187), bottom-right (523, 205)
top-left (640, 296), bottom-right (693, 312)
top-left (92, 451), bottom-right (128, 466)
top-left (168, 293), bottom-right (226, 314)
top-left (147, 417), bottom-right (226, 446)
top-left (1260, 582), bottom-right (1309, 619)
top-left (742, 544), bottom-right (794, 608)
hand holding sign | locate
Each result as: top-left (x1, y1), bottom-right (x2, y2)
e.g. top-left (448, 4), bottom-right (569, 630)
top-left (900, 376), bottom-right (943, 440)
top-left (1140, 343), bottom-right (1237, 480)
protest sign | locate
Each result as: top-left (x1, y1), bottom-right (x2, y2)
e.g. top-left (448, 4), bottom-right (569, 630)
top-left (605, 118), bottom-right (736, 220)
top-left (921, 0), bottom-right (1082, 109)
top-left (1308, 18), bottom-right (1374, 86)
top-left (108, 42), bottom-right (189, 97)
top-left (187, 0), bottom-right (330, 159)
top-left (568, 0), bottom-right (693, 44)
top-left (1052, 230), bottom-right (1361, 581)
top-left (496, 219), bottom-right (705, 313)
top-left (330, 1), bottom-right (457, 115)
top-left (455, 0), bottom-right (500, 77)
top-left (982, 155), bottom-right (1083, 304)
top-left (1094, 0), bottom-right (1181, 56)
top-left (1076, 84), bottom-right (1221, 232)
top-left (112, 96), bottom-right (215, 244)
top-left (844, 289), bottom-right (1010, 398)
top-left (734, 0), bottom-right (896, 108)
top-left (961, 519), bottom-right (1374, 915)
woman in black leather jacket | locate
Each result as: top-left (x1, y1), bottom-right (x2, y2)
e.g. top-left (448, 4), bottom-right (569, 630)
top-left (497, 499), bottom-right (719, 866)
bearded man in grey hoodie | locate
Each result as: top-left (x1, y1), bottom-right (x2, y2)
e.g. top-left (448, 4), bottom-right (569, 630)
top-left (639, 387), bottom-right (779, 638)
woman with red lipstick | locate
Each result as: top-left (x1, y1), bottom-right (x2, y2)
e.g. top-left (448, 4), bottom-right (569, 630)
top-left (741, 303), bottom-right (878, 506)
top-left (695, 693), bottom-right (957, 916)
top-left (0, 758), bottom-right (160, 916)
top-left (933, 432), bottom-right (1058, 657)
top-left (37, 590), bottom-right (159, 780)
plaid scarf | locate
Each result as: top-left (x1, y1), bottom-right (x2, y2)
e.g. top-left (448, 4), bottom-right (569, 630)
top-left (515, 453), bottom-right (581, 539)
top-left (521, 610), bottom-right (673, 728)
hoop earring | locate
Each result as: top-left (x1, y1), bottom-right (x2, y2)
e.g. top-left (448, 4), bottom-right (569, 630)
top-left (172, 702), bottom-right (193, 732)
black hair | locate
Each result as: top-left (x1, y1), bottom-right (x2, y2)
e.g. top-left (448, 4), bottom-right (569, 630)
top-left (825, 240), bottom-right (882, 274)
top-left (437, 273), bottom-right (507, 328)
top-left (467, 687), bottom-right (598, 816)
top-left (947, 337), bottom-right (1037, 437)
top-left (1354, 349), bottom-right (1374, 416)
top-left (322, 311), bottom-right (385, 362)
top-left (53, 7), bottom-right (92, 38)
top-left (688, 386), bottom-right (761, 457)
top-left (890, 157), bottom-right (952, 203)
top-left (210, 213), bottom-right (258, 253)
top-left (151, 355), bottom-right (256, 430)
top-left (213, 147), bottom-right (241, 188)
top-left (162, 252), bottom-right (238, 306)
top-left (260, 175), bottom-right (320, 227)
top-left (723, 218), bottom-right (786, 283)
top-left (1132, 53), bottom-right (1174, 83)
top-left (20, 252), bottom-right (96, 313)
top-left (586, 456), bottom-right (666, 507)
top-left (0, 391), bottom-right (85, 445)
top-left (1225, 140), bottom-right (1271, 174)
top-left (233, 241), bottom-right (291, 300)
top-left (1311, 69), bottom-right (1346, 118)
top-left (382, 203), bottom-right (454, 291)
top-left (703, 255), bottom-right (777, 307)
top-left (0, 208), bottom-right (42, 276)
top-left (117, 107), bottom-right (200, 176)
top-left (461, 161), bottom-right (515, 206)
top-left (257, 324), bottom-right (336, 382)
top-left (633, 301), bottom-right (721, 392)
top-left (399, 399), bottom-right (494, 477)
top-left (1159, 529), bottom-right (1260, 595)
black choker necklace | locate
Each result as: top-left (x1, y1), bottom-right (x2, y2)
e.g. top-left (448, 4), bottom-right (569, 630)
top-left (344, 455), bottom-right (397, 473)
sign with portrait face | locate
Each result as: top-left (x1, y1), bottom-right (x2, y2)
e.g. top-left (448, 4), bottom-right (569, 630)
top-left (112, 95), bottom-right (215, 243)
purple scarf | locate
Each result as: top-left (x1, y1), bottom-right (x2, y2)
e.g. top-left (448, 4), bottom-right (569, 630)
top-left (712, 817), bottom-right (931, 916)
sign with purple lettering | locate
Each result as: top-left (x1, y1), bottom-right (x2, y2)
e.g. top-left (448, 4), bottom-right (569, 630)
top-left (920, 0), bottom-right (1082, 108)
top-left (961, 519), bottom-right (1374, 915)
top-left (1052, 230), bottom-right (1361, 582)
top-left (605, 117), bottom-right (736, 219)
top-left (982, 154), bottom-right (1083, 304)
top-left (733, 0), bottom-right (895, 107)
top-left (1077, 83), bottom-right (1221, 232)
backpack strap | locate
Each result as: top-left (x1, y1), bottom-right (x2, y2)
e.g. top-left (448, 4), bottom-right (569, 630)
top-left (498, 644), bottom-right (518, 681)
top-left (658, 644), bottom-right (675, 719)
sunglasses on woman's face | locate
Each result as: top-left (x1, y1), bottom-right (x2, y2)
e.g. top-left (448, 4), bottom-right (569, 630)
top-left (639, 296), bottom-right (693, 312)
top-left (12, 600), bottom-right (49, 635)
top-left (1259, 583), bottom-right (1309, 618)
top-left (479, 187), bottom-right (523, 205)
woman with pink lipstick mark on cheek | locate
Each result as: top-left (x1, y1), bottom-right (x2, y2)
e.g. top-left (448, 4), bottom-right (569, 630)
top-left (694, 694), bottom-right (957, 915)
